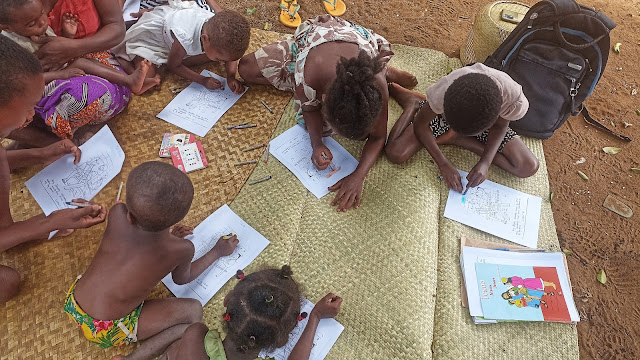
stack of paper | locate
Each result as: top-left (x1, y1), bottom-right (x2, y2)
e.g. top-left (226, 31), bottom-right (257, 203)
top-left (460, 243), bottom-right (579, 324)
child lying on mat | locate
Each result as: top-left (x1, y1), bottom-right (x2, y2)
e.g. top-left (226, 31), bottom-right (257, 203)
top-left (385, 63), bottom-right (540, 191)
top-left (0, 37), bottom-right (107, 304)
top-left (63, 161), bottom-right (239, 358)
top-left (0, 0), bottom-right (159, 95)
top-left (159, 266), bottom-right (342, 360)
top-left (112, 0), bottom-right (250, 94)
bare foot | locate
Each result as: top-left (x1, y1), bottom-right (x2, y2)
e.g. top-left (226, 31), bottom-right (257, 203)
top-left (386, 66), bottom-right (418, 88)
top-left (61, 13), bottom-right (80, 39)
top-left (129, 60), bottom-right (152, 95)
top-left (388, 82), bottom-right (424, 110)
top-left (136, 75), bottom-right (161, 95)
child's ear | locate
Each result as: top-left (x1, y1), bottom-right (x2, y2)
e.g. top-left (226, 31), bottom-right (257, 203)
top-left (201, 33), bottom-right (210, 44)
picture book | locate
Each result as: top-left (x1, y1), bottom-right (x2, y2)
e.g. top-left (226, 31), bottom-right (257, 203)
top-left (170, 141), bottom-right (208, 173)
top-left (444, 170), bottom-right (542, 248)
top-left (475, 263), bottom-right (572, 322)
top-left (259, 297), bottom-right (344, 360)
top-left (162, 204), bottom-right (270, 305)
top-left (159, 133), bottom-right (196, 158)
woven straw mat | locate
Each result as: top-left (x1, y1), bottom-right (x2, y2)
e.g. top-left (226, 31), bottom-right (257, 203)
top-left (0, 29), bottom-right (291, 360)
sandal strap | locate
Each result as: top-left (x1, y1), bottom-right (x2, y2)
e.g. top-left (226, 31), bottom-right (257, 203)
top-left (280, 2), bottom-right (300, 19)
top-left (322, 0), bottom-right (338, 9)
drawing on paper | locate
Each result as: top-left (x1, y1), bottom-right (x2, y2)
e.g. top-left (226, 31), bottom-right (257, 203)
top-left (184, 89), bottom-right (231, 112)
top-left (463, 187), bottom-right (510, 224)
top-left (60, 156), bottom-right (111, 198)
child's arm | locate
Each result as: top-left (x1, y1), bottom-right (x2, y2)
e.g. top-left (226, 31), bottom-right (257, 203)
top-left (5, 140), bottom-right (81, 170)
top-left (224, 60), bottom-right (243, 95)
top-left (288, 293), bottom-right (342, 360)
top-left (413, 103), bottom-right (463, 192)
top-left (466, 117), bottom-right (509, 188)
top-left (167, 34), bottom-right (222, 90)
top-left (171, 234), bottom-right (238, 285)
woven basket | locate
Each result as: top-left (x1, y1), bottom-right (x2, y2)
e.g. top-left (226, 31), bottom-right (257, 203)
top-left (460, 1), bottom-right (530, 65)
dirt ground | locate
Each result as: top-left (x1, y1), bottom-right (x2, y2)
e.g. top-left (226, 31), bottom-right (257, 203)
top-left (217, 0), bottom-right (640, 358)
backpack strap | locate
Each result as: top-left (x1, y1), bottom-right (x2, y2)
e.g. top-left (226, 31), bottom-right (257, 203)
top-left (542, 0), bottom-right (581, 16)
top-left (581, 106), bottom-right (632, 142)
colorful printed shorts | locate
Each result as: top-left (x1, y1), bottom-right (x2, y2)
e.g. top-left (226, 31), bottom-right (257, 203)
top-left (63, 276), bottom-right (143, 349)
top-left (419, 100), bottom-right (518, 153)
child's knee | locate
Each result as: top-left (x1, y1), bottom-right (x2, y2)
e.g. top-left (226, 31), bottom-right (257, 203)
top-left (517, 155), bottom-right (539, 178)
top-left (385, 144), bottom-right (409, 164)
top-left (0, 266), bottom-right (21, 303)
top-left (184, 322), bottom-right (208, 339)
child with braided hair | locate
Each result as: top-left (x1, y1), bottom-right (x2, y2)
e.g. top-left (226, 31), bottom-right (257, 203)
top-left (161, 266), bottom-right (343, 360)
top-left (239, 14), bottom-right (418, 212)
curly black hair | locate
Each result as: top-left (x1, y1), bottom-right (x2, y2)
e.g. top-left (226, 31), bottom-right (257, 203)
top-left (0, 35), bottom-right (42, 106)
top-left (202, 10), bottom-right (251, 60)
top-left (442, 73), bottom-right (502, 136)
top-left (126, 161), bottom-right (194, 232)
top-left (0, 0), bottom-right (27, 24)
top-left (224, 265), bottom-right (302, 353)
top-left (323, 50), bottom-right (385, 140)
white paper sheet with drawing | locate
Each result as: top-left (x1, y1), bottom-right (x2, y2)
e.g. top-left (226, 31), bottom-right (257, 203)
top-left (269, 125), bottom-right (359, 198)
top-left (162, 204), bottom-right (270, 305)
top-left (157, 70), bottom-right (247, 137)
top-left (444, 170), bottom-right (542, 248)
top-left (122, 0), bottom-right (141, 21)
top-left (260, 297), bottom-right (344, 360)
top-left (25, 126), bottom-right (125, 216)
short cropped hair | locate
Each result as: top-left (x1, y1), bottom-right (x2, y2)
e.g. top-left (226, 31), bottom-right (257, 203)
top-left (0, 0), bottom-right (25, 24)
top-left (443, 73), bottom-right (502, 136)
top-left (203, 10), bottom-right (250, 60)
top-left (323, 50), bottom-right (385, 140)
top-left (126, 161), bottom-right (194, 232)
top-left (0, 35), bottom-right (42, 106)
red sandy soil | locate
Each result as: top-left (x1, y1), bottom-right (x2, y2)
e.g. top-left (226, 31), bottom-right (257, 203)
top-left (221, 0), bottom-right (640, 358)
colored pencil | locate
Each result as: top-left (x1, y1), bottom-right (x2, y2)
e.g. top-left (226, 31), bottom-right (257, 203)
top-left (227, 122), bottom-right (248, 130)
top-left (235, 160), bottom-right (258, 166)
top-left (234, 124), bottom-right (257, 129)
top-left (65, 201), bottom-right (92, 208)
top-left (264, 144), bottom-right (270, 163)
top-left (115, 182), bottom-right (124, 203)
top-left (249, 175), bottom-right (272, 185)
top-left (243, 143), bottom-right (266, 152)
top-left (260, 100), bottom-right (274, 114)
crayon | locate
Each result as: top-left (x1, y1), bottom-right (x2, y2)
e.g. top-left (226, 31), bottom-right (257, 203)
top-left (235, 160), bottom-right (258, 166)
top-left (243, 143), bottom-right (266, 152)
top-left (227, 122), bottom-right (248, 130)
top-left (260, 100), bottom-right (274, 114)
top-left (65, 201), bottom-right (92, 208)
top-left (264, 144), bottom-right (270, 163)
top-left (115, 182), bottom-right (124, 203)
top-left (234, 124), bottom-right (257, 129)
top-left (249, 175), bottom-right (272, 185)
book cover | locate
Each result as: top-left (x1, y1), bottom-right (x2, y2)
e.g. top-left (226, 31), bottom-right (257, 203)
top-left (475, 262), bottom-right (571, 322)
top-left (170, 141), bottom-right (208, 173)
top-left (159, 133), bottom-right (196, 158)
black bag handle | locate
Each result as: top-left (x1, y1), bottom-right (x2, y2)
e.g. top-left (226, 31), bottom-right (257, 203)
top-left (553, 22), bottom-right (606, 50)
top-left (581, 106), bottom-right (632, 142)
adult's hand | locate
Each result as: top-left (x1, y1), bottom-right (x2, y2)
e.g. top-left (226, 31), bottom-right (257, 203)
top-left (34, 36), bottom-right (77, 71)
top-left (40, 140), bottom-right (82, 165)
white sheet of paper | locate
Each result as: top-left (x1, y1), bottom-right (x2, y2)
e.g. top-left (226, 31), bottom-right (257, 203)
top-left (259, 297), bottom-right (344, 360)
top-left (461, 247), bottom-right (579, 322)
top-left (444, 170), bottom-right (542, 248)
top-left (157, 70), bottom-right (247, 137)
top-left (269, 126), bottom-right (359, 198)
top-left (25, 126), bottom-right (125, 216)
top-left (162, 204), bottom-right (270, 305)
top-left (122, 0), bottom-right (141, 21)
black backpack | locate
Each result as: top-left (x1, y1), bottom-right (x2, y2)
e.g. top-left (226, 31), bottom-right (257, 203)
top-left (485, 0), bottom-right (629, 141)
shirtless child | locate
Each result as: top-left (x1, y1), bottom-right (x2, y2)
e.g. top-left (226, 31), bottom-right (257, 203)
top-left (63, 161), bottom-right (239, 359)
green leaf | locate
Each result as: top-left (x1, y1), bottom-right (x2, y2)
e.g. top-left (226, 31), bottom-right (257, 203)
top-left (597, 269), bottom-right (607, 284)
top-left (602, 147), bottom-right (622, 154)
top-left (636, 109), bottom-right (640, 116)
top-left (613, 42), bottom-right (621, 54)
top-left (264, 22), bottom-right (270, 30)
top-left (549, 191), bottom-right (553, 203)
top-left (577, 170), bottom-right (589, 181)
top-left (246, 7), bottom-right (257, 15)
top-left (562, 249), bottom-right (573, 256)
top-left (631, 168), bottom-right (640, 173)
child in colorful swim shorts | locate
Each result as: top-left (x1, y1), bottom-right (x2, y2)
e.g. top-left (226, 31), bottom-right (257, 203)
top-left (112, 0), bottom-right (250, 94)
top-left (63, 161), bottom-right (240, 358)
top-left (0, 0), bottom-right (160, 95)
top-left (160, 266), bottom-right (342, 360)
top-left (385, 63), bottom-right (540, 192)
top-left (0, 36), bottom-right (107, 304)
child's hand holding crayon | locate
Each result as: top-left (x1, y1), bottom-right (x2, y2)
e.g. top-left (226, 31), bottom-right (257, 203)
top-left (212, 234), bottom-right (238, 257)
top-left (171, 224), bottom-right (194, 239)
top-left (310, 293), bottom-right (343, 320)
top-left (199, 76), bottom-right (223, 90)
top-left (311, 146), bottom-right (332, 170)
top-left (48, 198), bottom-right (107, 232)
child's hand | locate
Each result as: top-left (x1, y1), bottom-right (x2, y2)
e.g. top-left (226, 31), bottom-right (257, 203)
top-left (171, 224), bottom-right (194, 238)
top-left (212, 234), bottom-right (238, 257)
top-left (329, 172), bottom-right (365, 212)
top-left (310, 293), bottom-right (342, 320)
top-left (467, 161), bottom-right (489, 188)
top-left (227, 78), bottom-right (244, 94)
top-left (311, 145), bottom-right (332, 170)
top-left (39, 140), bottom-right (81, 165)
top-left (200, 76), bottom-right (223, 90)
top-left (438, 162), bottom-right (463, 193)
top-left (48, 199), bottom-right (107, 230)
top-left (58, 68), bottom-right (86, 80)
